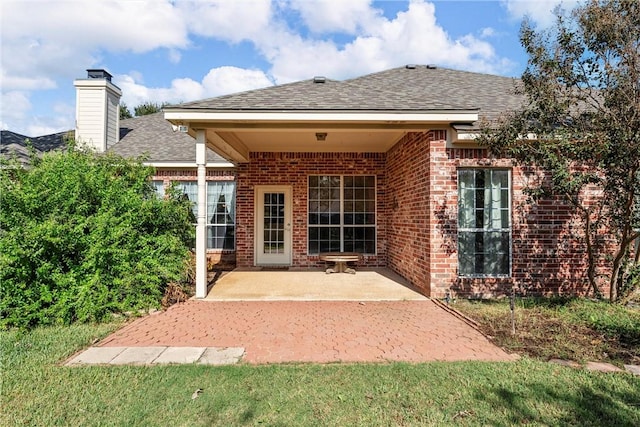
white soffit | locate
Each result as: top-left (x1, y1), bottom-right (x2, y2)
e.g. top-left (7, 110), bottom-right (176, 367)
top-left (165, 110), bottom-right (480, 163)
top-left (165, 110), bottom-right (479, 125)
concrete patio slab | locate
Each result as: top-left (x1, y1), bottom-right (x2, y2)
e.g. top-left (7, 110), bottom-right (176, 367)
top-left (110, 346), bottom-right (167, 365)
top-left (66, 346), bottom-right (126, 365)
top-left (199, 347), bottom-right (245, 365)
top-left (153, 347), bottom-right (206, 364)
top-left (206, 268), bottom-right (427, 301)
top-left (67, 346), bottom-right (246, 366)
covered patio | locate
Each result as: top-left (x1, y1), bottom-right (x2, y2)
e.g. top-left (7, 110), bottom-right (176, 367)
top-left (162, 66), bottom-right (494, 300)
top-left (204, 268), bottom-right (427, 301)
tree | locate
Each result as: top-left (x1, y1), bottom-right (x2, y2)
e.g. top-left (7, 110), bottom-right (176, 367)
top-left (121, 102), bottom-right (171, 119)
top-left (478, 0), bottom-right (639, 302)
top-left (0, 144), bottom-right (195, 328)
top-left (134, 102), bottom-right (168, 117)
top-left (119, 103), bottom-right (133, 119)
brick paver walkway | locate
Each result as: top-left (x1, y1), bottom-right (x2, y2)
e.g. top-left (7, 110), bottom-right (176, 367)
top-left (99, 300), bottom-right (514, 364)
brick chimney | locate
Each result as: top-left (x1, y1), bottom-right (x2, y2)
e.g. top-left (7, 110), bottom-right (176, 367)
top-left (74, 69), bottom-right (122, 152)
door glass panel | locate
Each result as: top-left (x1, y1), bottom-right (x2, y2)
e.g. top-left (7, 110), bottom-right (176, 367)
top-left (263, 192), bottom-right (285, 254)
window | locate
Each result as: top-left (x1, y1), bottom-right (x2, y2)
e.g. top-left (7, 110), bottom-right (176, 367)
top-left (174, 181), bottom-right (198, 218)
top-left (150, 180), bottom-right (165, 198)
top-left (308, 175), bottom-right (376, 254)
top-left (206, 181), bottom-right (235, 250)
top-left (174, 180), bottom-right (236, 250)
top-left (458, 169), bottom-right (511, 276)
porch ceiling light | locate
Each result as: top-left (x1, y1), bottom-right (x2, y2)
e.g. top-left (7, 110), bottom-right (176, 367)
top-left (315, 132), bottom-right (327, 141)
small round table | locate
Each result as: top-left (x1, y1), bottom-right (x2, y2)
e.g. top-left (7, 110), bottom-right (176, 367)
top-left (319, 252), bottom-right (362, 274)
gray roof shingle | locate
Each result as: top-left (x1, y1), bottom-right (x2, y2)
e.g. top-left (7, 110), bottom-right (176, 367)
top-left (110, 112), bottom-right (228, 163)
top-left (1, 130), bottom-right (71, 164)
top-left (169, 65), bottom-right (524, 125)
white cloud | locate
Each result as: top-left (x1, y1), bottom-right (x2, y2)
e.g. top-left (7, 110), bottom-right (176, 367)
top-left (1, 0), bottom-right (189, 92)
top-left (201, 67), bottom-right (273, 96)
top-left (1, 0), bottom-right (518, 134)
top-left (0, 72), bottom-right (57, 92)
top-left (502, 0), bottom-right (578, 28)
top-left (26, 119), bottom-right (71, 138)
top-left (480, 27), bottom-right (496, 38)
top-left (265, 0), bottom-right (513, 83)
top-left (116, 75), bottom-right (201, 108)
top-left (0, 91), bottom-right (32, 131)
top-left (115, 66), bottom-right (273, 108)
top-left (177, 0), bottom-right (273, 42)
top-left (289, 0), bottom-right (383, 35)
top-left (168, 49), bottom-right (183, 64)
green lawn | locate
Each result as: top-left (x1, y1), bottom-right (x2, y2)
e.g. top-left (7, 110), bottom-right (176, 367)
top-left (2, 323), bottom-right (639, 426)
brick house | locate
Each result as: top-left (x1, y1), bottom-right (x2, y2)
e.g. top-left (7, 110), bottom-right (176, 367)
top-left (69, 66), bottom-right (594, 300)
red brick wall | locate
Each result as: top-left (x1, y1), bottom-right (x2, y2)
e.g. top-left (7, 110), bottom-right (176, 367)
top-left (386, 132), bottom-right (594, 298)
top-left (428, 145), bottom-right (592, 298)
top-left (154, 146), bottom-right (601, 298)
top-left (386, 132), bottom-right (433, 295)
top-left (235, 152), bottom-right (387, 268)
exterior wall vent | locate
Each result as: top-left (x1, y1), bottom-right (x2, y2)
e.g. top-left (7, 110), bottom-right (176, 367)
top-left (313, 76), bottom-right (326, 83)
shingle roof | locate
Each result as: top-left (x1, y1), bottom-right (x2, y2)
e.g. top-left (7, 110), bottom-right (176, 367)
top-left (2, 114), bottom-right (228, 166)
top-left (110, 112), bottom-right (228, 163)
top-left (1, 130), bottom-right (71, 165)
top-left (3, 66), bottom-right (524, 166)
top-left (171, 65), bottom-right (524, 125)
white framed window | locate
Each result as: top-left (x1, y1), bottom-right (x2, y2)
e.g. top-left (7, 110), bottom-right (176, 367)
top-left (173, 180), bottom-right (236, 250)
top-left (458, 169), bottom-right (511, 276)
top-left (206, 181), bottom-right (235, 250)
top-left (308, 175), bottom-right (376, 254)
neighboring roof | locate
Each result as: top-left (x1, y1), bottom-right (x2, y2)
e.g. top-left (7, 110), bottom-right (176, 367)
top-left (110, 112), bottom-right (229, 165)
top-left (1, 130), bottom-right (71, 165)
top-left (2, 114), bottom-right (230, 167)
top-left (170, 65), bottom-right (524, 125)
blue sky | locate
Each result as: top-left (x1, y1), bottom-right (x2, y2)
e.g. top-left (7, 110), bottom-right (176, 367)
top-left (1, 0), bottom-right (573, 136)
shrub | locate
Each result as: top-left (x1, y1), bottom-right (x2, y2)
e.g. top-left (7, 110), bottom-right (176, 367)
top-left (0, 144), bottom-right (194, 328)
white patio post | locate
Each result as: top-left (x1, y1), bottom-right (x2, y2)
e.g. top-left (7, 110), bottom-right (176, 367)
top-left (195, 130), bottom-right (208, 298)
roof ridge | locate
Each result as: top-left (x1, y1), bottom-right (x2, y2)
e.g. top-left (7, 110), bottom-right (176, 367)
top-left (165, 65), bottom-right (524, 117)
top-left (344, 64), bottom-right (521, 82)
top-left (170, 77), bottom-right (341, 109)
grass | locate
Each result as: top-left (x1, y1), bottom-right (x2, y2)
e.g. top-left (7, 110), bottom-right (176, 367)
top-left (453, 297), bottom-right (640, 366)
top-left (1, 321), bottom-right (639, 426)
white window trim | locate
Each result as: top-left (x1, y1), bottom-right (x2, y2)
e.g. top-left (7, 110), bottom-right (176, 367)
top-left (172, 180), bottom-right (236, 251)
top-left (307, 174), bottom-right (377, 255)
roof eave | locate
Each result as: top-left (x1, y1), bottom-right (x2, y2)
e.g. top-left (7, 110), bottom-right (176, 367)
top-left (143, 161), bottom-right (235, 168)
top-left (164, 110), bottom-right (480, 125)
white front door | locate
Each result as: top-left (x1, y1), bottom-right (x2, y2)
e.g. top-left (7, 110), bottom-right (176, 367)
top-left (255, 186), bottom-right (292, 265)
